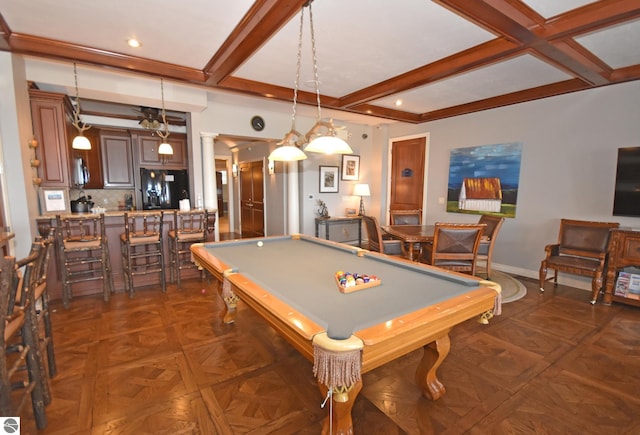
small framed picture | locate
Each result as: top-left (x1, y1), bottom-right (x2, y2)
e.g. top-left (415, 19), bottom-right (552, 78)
top-left (341, 155), bottom-right (360, 181)
top-left (345, 208), bottom-right (358, 217)
top-left (319, 166), bottom-right (339, 193)
top-left (39, 188), bottom-right (69, 214)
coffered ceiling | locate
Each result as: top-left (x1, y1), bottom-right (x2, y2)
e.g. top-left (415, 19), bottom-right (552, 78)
top-left (0, 0), bottom-right (639, 123)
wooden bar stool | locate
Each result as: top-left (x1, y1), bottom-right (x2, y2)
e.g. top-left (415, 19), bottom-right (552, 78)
top-left (1, 248), bottom-right (49, 429)
top-left (120, 211), bottom-right (165, 297)
top-left (167, 209), bottom-right (209, 288)
top-left (33, 228), bottom-right (57, 377)
top-left (56, 214), bottom-right (114, 308)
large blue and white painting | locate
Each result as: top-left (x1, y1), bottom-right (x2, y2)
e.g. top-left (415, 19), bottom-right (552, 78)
top-left (446, 143), bottom-right (522, 218)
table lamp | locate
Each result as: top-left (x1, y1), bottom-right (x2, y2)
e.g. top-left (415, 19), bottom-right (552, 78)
top-left (353, 183), bottom-right (371, 216)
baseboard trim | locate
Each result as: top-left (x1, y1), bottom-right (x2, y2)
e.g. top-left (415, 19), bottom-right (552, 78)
top-left (493, 262), bottom-right (591, 292)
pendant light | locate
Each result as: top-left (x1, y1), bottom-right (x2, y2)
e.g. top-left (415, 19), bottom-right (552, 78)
top-left (303, 3), bottom-right (353, 155)
top-left (71, 62), bottom-right (92, 150)
top-left (156, 78), bottom-right (174, 156)
top-left (268, 8), bottom-right (307, 162)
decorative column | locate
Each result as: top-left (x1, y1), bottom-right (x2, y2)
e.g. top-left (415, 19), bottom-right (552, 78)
top-left (287, 161), bottom-right (300, 234)
top-left (200, 132), bottom-right (218, 240)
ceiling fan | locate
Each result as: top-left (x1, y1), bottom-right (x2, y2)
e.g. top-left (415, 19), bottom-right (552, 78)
top-left (133, 106), bottom-right (183, 130)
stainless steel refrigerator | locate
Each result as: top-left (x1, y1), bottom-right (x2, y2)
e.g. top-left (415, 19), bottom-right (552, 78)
top-left (140, 168), bottom-right (190, 210)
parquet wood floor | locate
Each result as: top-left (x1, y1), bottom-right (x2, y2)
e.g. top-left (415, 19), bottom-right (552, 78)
top-left (16, 273), bottom-right (640, 434)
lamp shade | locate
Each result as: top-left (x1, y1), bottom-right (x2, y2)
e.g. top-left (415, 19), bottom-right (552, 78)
top-left (353, 184), bottom-right (370, 197)
top-left (158, 142), bottom-right (174, 155)
top-left (72, 134), bottom-right (91, 150)
top-left (304, 135), bottom-right (353, 155)
top-left (268, 145), bottom-right (307, 161)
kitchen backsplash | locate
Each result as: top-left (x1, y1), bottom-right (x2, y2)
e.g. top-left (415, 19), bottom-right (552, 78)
top-left (69, 188), bottom-right (136, 211)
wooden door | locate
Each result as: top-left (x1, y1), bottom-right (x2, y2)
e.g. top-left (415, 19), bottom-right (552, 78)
top-left (389, 137), bottom-right (426, 212)
top-left (240, 161), bottom-right (265, 237)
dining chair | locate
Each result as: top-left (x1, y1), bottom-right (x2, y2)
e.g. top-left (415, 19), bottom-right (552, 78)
top-left (362, 215), bottom-right (403, 256)
top-left (168, 209), bottom-right (209, 288)
top-left (120, 211), bottom-right (166, 297)
top-left (389, 209), bottom-right (423, 258)
top-left (476, 214), bottom-right (505, 279)
top-left (389, 209), bottom-right (422, 225)
top-left (420, 223), bottom-right (486, 275)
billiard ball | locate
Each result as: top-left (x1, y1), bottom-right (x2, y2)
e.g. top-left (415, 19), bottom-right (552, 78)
top-left (257, 241), bottom-right (263, 247)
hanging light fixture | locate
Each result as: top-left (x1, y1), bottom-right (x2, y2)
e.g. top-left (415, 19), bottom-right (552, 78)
top-left (71, 62), bottom-right (92, 150)
top-left (303, 3), bottom-right (353, 155)
top-left (156, 78), bottom-right (174, 156)
top-left (268, 8), bottom-right (307, 162)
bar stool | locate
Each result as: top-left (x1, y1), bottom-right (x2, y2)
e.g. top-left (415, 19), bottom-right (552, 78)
top-left (120, 211), bottom-right (165, 297)
top-left (33, 228), bottom-right (57, 377)
top-left (167, 209), bottom-right (208, 288)
top-left (1, 247), bottom-right (49, 429)
top-left (56, 214), bottom-right (114, 308)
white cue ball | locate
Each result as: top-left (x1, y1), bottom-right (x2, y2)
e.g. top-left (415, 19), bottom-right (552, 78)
top-left (257, 241), bottom-right (263, 247)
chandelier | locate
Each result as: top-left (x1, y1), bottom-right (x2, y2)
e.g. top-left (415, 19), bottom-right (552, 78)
top-left (156, 78), bottom-right (173, 156)
top-left (268, 2), bottom-right (352, 161)
top-left (71, 62), bottom-right (91, 150)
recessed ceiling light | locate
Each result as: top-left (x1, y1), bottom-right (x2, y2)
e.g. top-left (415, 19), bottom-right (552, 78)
top-left (127, 38), bottom-right (142, 48)
top-left (394, 99), bottom-right (403, 107)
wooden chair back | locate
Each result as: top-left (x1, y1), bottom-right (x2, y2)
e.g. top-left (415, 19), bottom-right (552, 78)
top-left (422, 223), bottom-right (486, 275)
top-left (362, 215), bottom-right (403, 256)
top-left (477, 214), bottom-right (505, 278)
top-left (389, 209), bottom-right (422, 225)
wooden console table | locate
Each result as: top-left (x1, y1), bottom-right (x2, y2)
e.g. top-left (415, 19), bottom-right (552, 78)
top-left (315, 216), bottom-right (362, 247)
top-left (604, 228), bottom-right (640, 306)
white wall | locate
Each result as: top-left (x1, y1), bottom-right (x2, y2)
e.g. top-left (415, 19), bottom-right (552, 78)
top-left (387, 81), bottom-right (640, 285)
top-left (0, 53), bottom-right (40, 258)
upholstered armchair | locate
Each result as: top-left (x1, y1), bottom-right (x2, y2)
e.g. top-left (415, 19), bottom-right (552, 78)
top-left (539, 218), bottom-right (619, 304)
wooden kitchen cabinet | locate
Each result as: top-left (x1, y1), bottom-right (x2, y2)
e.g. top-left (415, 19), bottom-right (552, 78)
top-left (29, 89), bottom-right (73, 187)
top-left (100, 128), bottom-right (135, 188)
top-left (134, 131), bottom-right (187, 168)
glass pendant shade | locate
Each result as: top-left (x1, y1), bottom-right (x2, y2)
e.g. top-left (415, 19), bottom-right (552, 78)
top-left (72, 134), bottom-right (91, 150)
top-left (268, 144), bottom-right (307, 161)
top-left (158, 142), bottom-right (174, 155)
top-left (305, 134), bottom-right (353, 155)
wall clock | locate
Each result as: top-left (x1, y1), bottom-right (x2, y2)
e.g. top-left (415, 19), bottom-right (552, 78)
top-left (251, 116), bottom-right (265, 131)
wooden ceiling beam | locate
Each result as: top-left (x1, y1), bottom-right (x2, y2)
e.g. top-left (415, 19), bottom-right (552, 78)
top-left (339, 38), bottom-right (520, 109)
top-left (433, 0), bottom-right (640, 89)
top-left (4, 33), bottom-right (206, 83)
top-left (420, 78), bottom-right (591, 122)
top-left (203, 0), bottom-right (307, 85)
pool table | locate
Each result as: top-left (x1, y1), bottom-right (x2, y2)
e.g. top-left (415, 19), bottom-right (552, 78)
top-left (191, 235), bottom-right (501, 434)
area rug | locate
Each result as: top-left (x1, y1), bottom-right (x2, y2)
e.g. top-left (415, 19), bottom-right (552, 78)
top-left (489, 270), bottom-right (527, 303)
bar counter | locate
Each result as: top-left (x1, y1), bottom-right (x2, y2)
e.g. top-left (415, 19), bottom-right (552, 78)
top-left (37, 209), bottom-right (216, 303)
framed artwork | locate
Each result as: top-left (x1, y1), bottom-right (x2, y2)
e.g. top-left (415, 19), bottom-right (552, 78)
top-left (39, 188), bottom-right (70, 214)
top-left (319, 166), bottom-right (339, 193)
top-left (446, 142), bottom-right (522, 218)
top-left (341, 155), bottom-right (360, 181)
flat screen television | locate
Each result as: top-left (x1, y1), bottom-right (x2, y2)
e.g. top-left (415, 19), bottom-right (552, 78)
top-left (613, 146), bottom-right (640, 217)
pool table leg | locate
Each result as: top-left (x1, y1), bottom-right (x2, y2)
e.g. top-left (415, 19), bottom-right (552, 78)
top-left (318, 380), bottom-right (363, 435)
top-left (415, 333), bottom-right (450, 400)
top-left (217, 279), bottom-right (240, 324)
